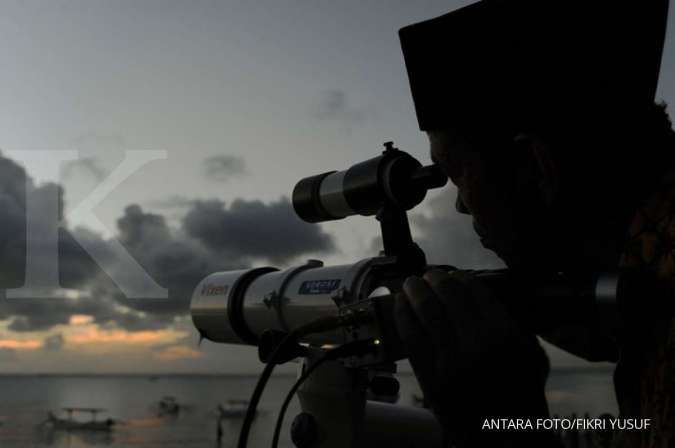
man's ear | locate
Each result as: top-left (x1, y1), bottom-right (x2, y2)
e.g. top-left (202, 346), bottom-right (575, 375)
top-left (513, 133), bottom-right (559, 207)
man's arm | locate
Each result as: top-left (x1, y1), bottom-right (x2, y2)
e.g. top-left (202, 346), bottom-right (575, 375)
top-left (395, 269), bottom-right (562, 447)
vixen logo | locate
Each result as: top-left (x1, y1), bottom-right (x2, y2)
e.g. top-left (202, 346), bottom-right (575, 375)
top-left (201, 284), bottom-right (230, 296)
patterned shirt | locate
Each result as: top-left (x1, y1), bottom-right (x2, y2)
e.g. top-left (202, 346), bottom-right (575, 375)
top-left (616, 173), bottom-right (675, 448)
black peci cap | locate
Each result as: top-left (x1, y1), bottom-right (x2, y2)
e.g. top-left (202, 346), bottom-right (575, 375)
top-left (399, 0), bottom-right (670, 132)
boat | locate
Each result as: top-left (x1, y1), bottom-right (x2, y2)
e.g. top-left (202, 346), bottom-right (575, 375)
top-left (158, 396), bottom-right (180, 415)
top-left (217, 399), bottom-right (250, 419)
top-left (45, 408), bottom-right (115, 432)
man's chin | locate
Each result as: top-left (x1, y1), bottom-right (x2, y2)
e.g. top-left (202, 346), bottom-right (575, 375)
top-left (479, 236), bottom-right (518, 266)
top-left (480, 237), bottom-right (560, 272)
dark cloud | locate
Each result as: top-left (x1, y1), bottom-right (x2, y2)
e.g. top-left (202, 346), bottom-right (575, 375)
top-left (313, 89), bottom-right (367, 125)
top-left (91, 198), bottom-right (333, 319)
top-left (94, 204), bottom-right (228, 317)
top-left (0, 155), bottom-right (72, 288)
top-left (0, 154), bottom-right (30, 275)
top-left (118, 205), bottom-right (171, 248)
top-left (8, 311), bottom-right (72, 333)
top-left (203, 155), bottom-right (247, 182)
top-left (1, 291), bottom-right (137, 333)
top-left (0, 151), bottom-right (337, 333)
top-left (183, 198), bottom-right (335, 265)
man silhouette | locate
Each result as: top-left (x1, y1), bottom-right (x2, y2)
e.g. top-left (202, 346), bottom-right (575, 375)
top-left (395, 1), bottom-right (674, 447)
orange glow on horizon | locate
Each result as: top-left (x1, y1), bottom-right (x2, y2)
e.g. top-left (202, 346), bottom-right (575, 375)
top-left (66, 325), bottom-right (186, 347)
top-left (69, 315), bottom-right (94, 326)
top-left (0, 339), bottom-right (42, 350)
top-left (153, 345), bottom-right (203, 362)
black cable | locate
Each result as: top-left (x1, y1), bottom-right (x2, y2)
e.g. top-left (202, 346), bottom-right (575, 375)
top-left (271, 339), bottom-right (377, 448)
top-left (237, 315), bottom-right (365, 448)
top-left (237, 332), bottom-right (294, 448)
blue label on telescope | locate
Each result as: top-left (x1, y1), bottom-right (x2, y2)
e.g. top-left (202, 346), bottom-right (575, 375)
top-left (298, 279), bottom-right (341, 295)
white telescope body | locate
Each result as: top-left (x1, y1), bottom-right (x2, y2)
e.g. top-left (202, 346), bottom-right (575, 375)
top-left (191, 258), bottom-right (383, 348)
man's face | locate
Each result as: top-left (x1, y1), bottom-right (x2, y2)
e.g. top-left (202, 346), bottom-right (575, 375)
top-left (428, 128), bottom-right (552, 268)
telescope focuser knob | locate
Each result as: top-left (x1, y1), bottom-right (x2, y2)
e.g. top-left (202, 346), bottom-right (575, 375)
top-left (383, 141), bottom-right (397, 153)
top-left (258, 330), bottom-right (307, 364)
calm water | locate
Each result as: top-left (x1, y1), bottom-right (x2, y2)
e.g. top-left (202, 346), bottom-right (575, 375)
top-left (0, 369), bottom-right (616, 448)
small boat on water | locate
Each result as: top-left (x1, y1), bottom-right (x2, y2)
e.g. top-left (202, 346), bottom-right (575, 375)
top-left (45, 408), bottom-right (115, 432)
top-left (158, 396), bottom-right (180, 415)
top-left (217, 399), bottom-right (250, 419)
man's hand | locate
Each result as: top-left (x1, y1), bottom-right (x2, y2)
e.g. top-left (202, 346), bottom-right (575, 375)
top-left (395, 269), bottom-right (556, 447)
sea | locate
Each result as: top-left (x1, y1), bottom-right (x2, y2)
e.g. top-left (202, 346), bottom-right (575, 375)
top-left (0, 368), bottom-right (617, 448)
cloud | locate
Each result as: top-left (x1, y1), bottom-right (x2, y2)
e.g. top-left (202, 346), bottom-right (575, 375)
top-left (0, 150), bottom-right (337, 333)
top-left (313, 89), bottom-right (367, 125)
top-left (203, 155), bottom-right (247, 182)
top-left (183, 198), bottom-right (335, 265)
top-left (1, 296), bottom-right (138, 333)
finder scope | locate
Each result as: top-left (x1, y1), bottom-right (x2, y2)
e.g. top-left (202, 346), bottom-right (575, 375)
top-left (292, 142), bottom-right (447, 223)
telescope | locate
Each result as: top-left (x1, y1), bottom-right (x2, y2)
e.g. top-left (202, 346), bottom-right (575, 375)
top-left (190, 142), bottom-right (660, 448)
top-left (192, 143), bottom-right (448, 368)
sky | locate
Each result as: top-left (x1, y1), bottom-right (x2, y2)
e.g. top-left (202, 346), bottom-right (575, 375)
top-left (0, 0), bottom-right (673, 374)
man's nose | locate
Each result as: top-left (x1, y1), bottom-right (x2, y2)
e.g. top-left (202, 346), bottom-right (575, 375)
top-left (455, 194), bottom-right (470, 215)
